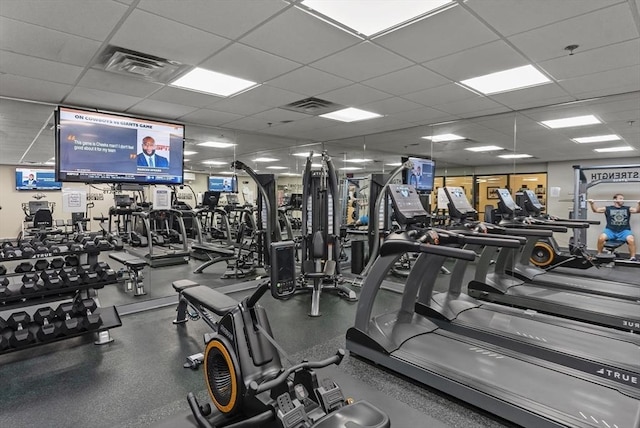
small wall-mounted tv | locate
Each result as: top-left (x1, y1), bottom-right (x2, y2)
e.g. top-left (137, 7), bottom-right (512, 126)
top-left (16, 168), bottom-right (62, 191)
top-left (208, 176), bottom-right (237, 193)
top-left (402, 156), bottom-right (435, 193)
top-left (55, 106), bottom-right (185, 185)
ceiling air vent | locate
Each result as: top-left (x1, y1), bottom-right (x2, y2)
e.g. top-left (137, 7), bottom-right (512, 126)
top-left (95, 46), bottom-right (191, 83)
top-left (281, 97), bottom-right (344, 116)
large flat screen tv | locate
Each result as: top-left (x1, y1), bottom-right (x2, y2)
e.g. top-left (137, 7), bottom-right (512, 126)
top-left (402, 156), bottom-right (435, 193)
top-left (55, 106), bottom-right (185, 185)
top-left (15, 168), bottom-right (62, 191)
top-left (208, 175), bottom-right (237, 193)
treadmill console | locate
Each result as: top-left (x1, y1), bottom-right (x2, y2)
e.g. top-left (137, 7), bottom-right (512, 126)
top-left (270, 241), bottom-right (297, 299)
top-left (388, 184), bottom-right (429, 225)
top-left (496, 189), bottom-right (521, 215)
top-left (523, 190), bottom-right (543, 216)
top-left (444, 186), bottom-right (477, 220)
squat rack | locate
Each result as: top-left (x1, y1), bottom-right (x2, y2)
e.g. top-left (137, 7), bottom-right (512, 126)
top-left (572, 163), bottom-right (640, 246)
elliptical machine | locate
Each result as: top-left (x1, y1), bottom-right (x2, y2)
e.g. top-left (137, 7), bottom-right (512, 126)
top-left (175, 241), bottom-right (389, 428)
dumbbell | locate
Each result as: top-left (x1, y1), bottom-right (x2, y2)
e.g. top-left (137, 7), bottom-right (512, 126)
top-left (34, 259), bottom-right (50, 271)
top-left (7, 311), bottom-right (34, 348)
top-left (0, 277), bottom-right (12, 298)
top-left (21, 272), bottom-right (41, 294)
top-left (68, 243), bottom-right (83, 253)
top-left (0, 316), bottom-right (8, 351)
top-left (50, 257), bottom-right (65, 269)
top-left (2, 247), bottom-right (19, 258)
top-left (65, 254), bottom-right (80, 267)
top-left (14, 262), bottom-right (34, 273)
top-left (73, 298), bottom-right (101, 330)
top-left (0, 265), bottom-right (6, 275)
top-left (40, 270), bottom-right (63, 290)
top-left (93, 262), bottom-right (116, 282)
top-left (55, 302), bottom-right (80, 335)
top-left (33, 307), bottom-right (58, 341)
top-left (58, 268), bottom-right (81, 288)
top-left (77, 264), bottom-right (99, 284)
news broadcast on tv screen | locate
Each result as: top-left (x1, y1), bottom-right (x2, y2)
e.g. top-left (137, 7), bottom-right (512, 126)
top-left (15, 168), bottom-right (62, 191)
top-left (56, 106), bottom-right (185, 184)
top-left (208, 176), bottom-right (237, 193)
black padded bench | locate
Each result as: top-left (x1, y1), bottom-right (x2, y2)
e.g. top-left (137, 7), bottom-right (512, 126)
top-left (173, 279), bottom-right (238, 327)
top-left (191, 242), bottom-right (236, 274)
top-left (109, 252), bottom-right (147, 296)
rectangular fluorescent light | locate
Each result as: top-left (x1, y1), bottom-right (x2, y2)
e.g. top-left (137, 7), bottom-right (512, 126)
top-left (594, 146), bottom-right (635, 153)
top-left (300, 0), bottom-right (453, 37)
top-left (292, 152), bottom-right (321, 157)
top-left (266, 166), bottom-right (287, 170)
top-left (540, 115), bottom-right (601, 129)
top-left (522, 178), bottom-right (539, 181)
top-left (339, 167), bottom-right (363, 170)
top-left (459, 65), bottom-right (551, 95)
top-left (386, 162), bottom-right (402, 166)
top-left (183, 150), bottom-right (198, 155)
top-left (311, 163), bottom-right (322, 168)
top-left (198, 141), bottom-right (236, 148)
top-left (320, 107), bottom-right (381, 122)
top-left (170, 67), bottom-right (258, 97)
top-left (253, 157), bottom-right (278, 162)
top-left (498, 154), bottom-right (533, 159)
top-left (202, 160), bottom-right (228, 165)
top-left (345, 158), bottom-right (372, 163)
top-left (464, 145), bottom-right (504, 152)
top-left (422, 133), bottom-right (464, 142)
top-left (281, 172), bottom-right (301, 176)
top-left (572, 134), bottom-right (621, 144)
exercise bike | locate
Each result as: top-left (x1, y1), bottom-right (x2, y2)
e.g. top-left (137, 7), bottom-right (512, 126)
top-left (174, 241), bottom-right (389, 428)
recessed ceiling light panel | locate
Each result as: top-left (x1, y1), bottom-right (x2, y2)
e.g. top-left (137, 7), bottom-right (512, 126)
top-left (460, 65), bottom-right (551, 95)
top-left (572, 134), bottom-right (621, 144)
top-left (594, 146), bottom-right (635, 153)
top-left (253, 157), bottom-right (279, 162)
top-left (170, 67), bottom-right (258, 97)
top-left (197, 141), bottom-right (236, 148)
top-left (540, 115), bottom-right (601, 129)
top-left (498, 153), bottom-right (533, 159)
top-left (422, 133), bottom-right (464, 142)
top-left (320, 107), bottom-right (381, 122)
top-left (465, 145), bottom-right (504, 152)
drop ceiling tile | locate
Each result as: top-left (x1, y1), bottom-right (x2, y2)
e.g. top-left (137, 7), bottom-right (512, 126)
top-left (540, 39), bottom-right (640, 80)
top-left (110, 9), bottom-right (230, 65)
top-left (557, 65), bottom-right (640, 97)
top-left (0, 0), bottom-right (128, 40)
top-left (64, 87), bottom-right (142, 111)
top-left (361, 97), bottom-right (424, 116)
top-left (436, 96), bottom-right (507, 116)
top-left (0, 74), bottom-right (70, 103)
top-left (465, 0), bottom-right (621, 37)
top-left (149, 86), bottom-right (222, 108)
top-left (261, 116), bottom-right (335, 135)
top-left (212, 116), bottom-right (273, 132)
top-left (424, 40), bottom-right (527, 82)
top-left (251, 108), bottom-right (311, 123)
top-left (508, 3), bottom-right (638, 62)
top-left (0, 50), bottom-right (83, 84)
top-left (229, 84), bottom-right (305, 108)
top-left (403, 83), bottom-right (477, 107)
top-left (200, 43), bottom-right (301, 83)
top-left (0, 17), bottom-right (102, 66)
top-left (362, 65), bottom-right (450, 96)
top-left (127, 99), bottom-right (198, 120)
top-left (179, 109), bottom-right (244, 127)
top-left (137, 0), bottom-right (287, 40)
top-left (240, 7), bottom-right (360, 64)
top-left (389, 107), bottom-right (456, 125)
top-left (319, 84), bottom-right (390, 106)
top-left (488, 83), bottom-right (572, 110)
top-left (268, 66), bottom-right (353, 96)
top-left (78, 69), bottom-right (162, 97)
top-left (208, 96), bottom-right (272, 116)
top-left (311, 41), bottom-right (413, 82)
top-left (375, 5), bottom-right (498, 63)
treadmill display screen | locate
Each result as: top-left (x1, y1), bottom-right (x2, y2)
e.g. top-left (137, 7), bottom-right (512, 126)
top-left (497, 189), bottom-right (518, 212)
top-left (524, 190), bottom-right (543, 209)
top-left (388, 184), bottom-right (428, 225)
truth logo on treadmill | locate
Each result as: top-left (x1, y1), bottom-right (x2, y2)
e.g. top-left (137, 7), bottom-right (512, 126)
top-left (622, 320), bottom-right (639, 329)
top-left (596, 368), bottom-right (637, 385)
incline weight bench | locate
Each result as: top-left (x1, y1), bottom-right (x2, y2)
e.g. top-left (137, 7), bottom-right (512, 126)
top-left (109, 252), bottom-right (147, 296)
top-left (191, 243), bottom-right (236, 274)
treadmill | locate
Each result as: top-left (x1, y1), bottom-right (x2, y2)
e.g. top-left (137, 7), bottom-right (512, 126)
top-left (503, 189), bottom-right (639, 301)
top-left (467, 189), bottom-right (640, 332)
top-left (346, 186), bottom-right (640, 428)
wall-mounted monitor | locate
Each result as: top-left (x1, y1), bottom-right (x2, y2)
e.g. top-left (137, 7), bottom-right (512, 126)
top-left (208, 175), bottom-right (237, 193)
top-left (55, 106), bottom-right (185, 185)
top-left (15, 168), bottom-right (62, 191)
top-left (402, 156), bottom-right (435, 193)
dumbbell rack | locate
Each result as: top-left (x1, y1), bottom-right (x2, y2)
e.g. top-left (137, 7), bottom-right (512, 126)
top-left (0, 247), bottom-right (122, 355)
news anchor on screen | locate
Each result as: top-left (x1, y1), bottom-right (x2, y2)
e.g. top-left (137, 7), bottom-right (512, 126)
top-left (24, 173), bottom-right (38, 186)
top-left (136, 136), bottom-right (169, 168)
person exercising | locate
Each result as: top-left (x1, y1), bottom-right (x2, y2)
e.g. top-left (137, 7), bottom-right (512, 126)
top-left (589, 194), bottom-right (640, 261)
